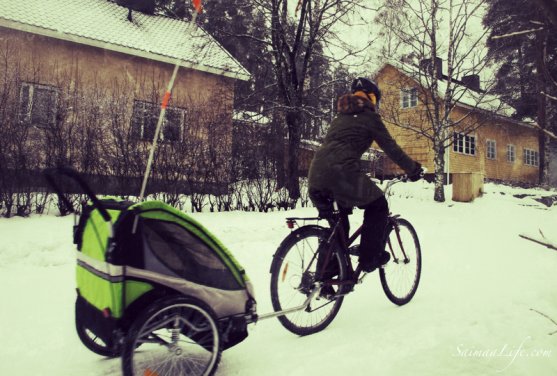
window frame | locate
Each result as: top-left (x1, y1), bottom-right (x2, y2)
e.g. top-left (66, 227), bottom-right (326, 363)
top-left (523, 148), bottom-right (539, 167)
top-left (19, 82), bottom-right (59, 129)
top-left (131, 100), bottom-right (186, 142)
top-left (453, 132), bottom-right (477, 156)
top-left (400, 87), bottom-right (418, 109)
top-left (506, 144), bottom-right (516, 163)
top-left (486, 139), bottom-right (497, 160)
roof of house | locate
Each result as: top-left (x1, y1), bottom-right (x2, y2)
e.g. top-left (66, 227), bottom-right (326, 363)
top-left (378, 62), bottom-right (535, 128)
top-left (233, 110), bottom-right (271, 125)
top-left (0, 0), bottom-right (250, 81)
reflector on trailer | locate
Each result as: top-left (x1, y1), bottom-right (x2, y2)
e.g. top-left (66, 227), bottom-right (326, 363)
top-left (102, 308), bottom-right (111, 318)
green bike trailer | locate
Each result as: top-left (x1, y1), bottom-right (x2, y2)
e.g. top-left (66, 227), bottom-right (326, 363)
top-left (44, 168), bottom-right (256, 358)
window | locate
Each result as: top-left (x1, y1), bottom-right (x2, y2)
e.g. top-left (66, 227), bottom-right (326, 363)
top-left (453, 132), bottom-right (476, 155)
top-left (400, 88), bottom-right (418, 108)
top-left (131, 100), bottom-right (185, 142)
top-left (486, 140), bottom-right (496, 160)
top-left (142, 219), bottom-right (241, 290)
top-left (524, 148), bottom-right (539, 167)
top-left (507, 144), bottom-right (515, 163)
top-left (19, 82), bottom-right (59, 128)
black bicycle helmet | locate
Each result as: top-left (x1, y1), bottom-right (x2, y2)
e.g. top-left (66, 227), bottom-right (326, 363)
top-left (351, 77), bottom-right (382, 104)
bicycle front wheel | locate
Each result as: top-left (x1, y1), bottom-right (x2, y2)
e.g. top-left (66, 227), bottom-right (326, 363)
top-left (270, 226), bottom-right (347, 336)
top-left (379, 218), bottom-right (422, 306)
top-left (122, 296), bottom-right (221, 376)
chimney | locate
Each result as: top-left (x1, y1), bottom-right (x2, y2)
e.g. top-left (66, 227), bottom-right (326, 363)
top-left (419, 57), bottom-right (443, 79)
top-left (461, 74), bottom-right (481, 92)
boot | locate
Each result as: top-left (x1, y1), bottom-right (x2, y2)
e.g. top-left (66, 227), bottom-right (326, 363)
top-left (348, 244), bottom-right (360, 256)
top-left (359, 251), bottom-right (391, 273)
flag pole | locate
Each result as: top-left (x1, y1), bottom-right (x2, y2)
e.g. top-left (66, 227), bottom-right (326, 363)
top-left (137, 10), bottom-right (200, 202)
top-left (137, 63), bottom-right (180, 202)
top-left (133, 9), bottom-right (201, 232)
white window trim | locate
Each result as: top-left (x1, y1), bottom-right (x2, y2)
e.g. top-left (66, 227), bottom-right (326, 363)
top-left (523, 148), bottom-right (539, 167)
top-left (400, 88), bottom-right (418, 109)
top-left (163, 106), bottom-right (187, 142)
top-left (453, 132), bottom-right (477, 156)
top-left (20, 82), bottom-right (59, 128)
top-left (132, 100), bottom-right (186, 142)
top-left (486, 139), bottom-right (497, 160)
top-left (507, 144), bottom-right (515, 163)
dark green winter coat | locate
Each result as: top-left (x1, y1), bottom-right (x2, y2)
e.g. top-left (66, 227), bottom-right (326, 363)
top-left (308, 93), bottom-right (418, 208)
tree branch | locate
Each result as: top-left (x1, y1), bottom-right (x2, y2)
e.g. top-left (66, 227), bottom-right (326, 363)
top-left (530, 308), bottom-right (557, 335)
top-left (491, 27), bottom-right (545, 40)
top-left (541, 91), bottom-right (557, 102)
top-left (531, 119), bottom-right (557, 140)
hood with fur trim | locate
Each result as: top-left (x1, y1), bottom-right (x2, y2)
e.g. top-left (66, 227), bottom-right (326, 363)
top-left (336, 93), bottom-right (375, 114)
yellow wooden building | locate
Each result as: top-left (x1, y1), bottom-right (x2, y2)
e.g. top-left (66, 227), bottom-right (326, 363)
top-left (374, 63), bottom-right (539, 185)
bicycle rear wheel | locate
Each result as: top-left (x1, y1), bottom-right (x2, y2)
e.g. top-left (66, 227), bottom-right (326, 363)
top-left (270, 226), bottom-right (347, 336)
top-left (379, 218), bottom-right (421, 305)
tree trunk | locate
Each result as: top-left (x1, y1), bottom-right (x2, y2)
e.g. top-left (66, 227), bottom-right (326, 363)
top-left (433, 138), bottom-right (446, 202)
top-left (537, 28), bottom-right (549, 185)
top-left (537, 80), bottom-right (549, 185)
top-left (285, 110), bottom-right (301, 204)
top-left (272, 116), bottom-right (286, 189)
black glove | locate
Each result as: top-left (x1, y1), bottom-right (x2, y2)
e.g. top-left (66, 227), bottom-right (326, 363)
top-left (408, 163), bottom-right (424, 182)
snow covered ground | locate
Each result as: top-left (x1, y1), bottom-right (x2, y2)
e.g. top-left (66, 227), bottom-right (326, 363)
top-left (1, 181), bottom-right (556, 376)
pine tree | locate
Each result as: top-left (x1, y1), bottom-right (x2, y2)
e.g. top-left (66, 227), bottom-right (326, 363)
top-left (484, 0), bottom-right (539, 119)
top-left (484, 0), bottom-right (557, 184)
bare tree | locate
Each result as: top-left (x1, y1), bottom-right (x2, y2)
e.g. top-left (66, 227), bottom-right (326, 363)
top-left (246, 0), bottom-right (375, 204)
top-left (0, 44), bottom-right (81, 216)
top-left (377, 0), bottom-right (503, 202)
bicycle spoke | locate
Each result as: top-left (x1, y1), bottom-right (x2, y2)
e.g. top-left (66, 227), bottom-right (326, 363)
top-left (271, 226), bottom-right (346, 335)
top-left (123, 300), bottom-right (220, 376)
top-left (380, 219), bottom-right (421, 305)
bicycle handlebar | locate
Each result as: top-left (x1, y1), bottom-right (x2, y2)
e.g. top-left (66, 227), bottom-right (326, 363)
top-left (381, 167), bottom-right (428, 195)
top-left (43, 167), bottom-right (112, 222)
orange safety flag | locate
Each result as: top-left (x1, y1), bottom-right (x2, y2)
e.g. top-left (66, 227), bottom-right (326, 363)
top-left (161, 91), bottom-right (171, 109)
top-left (192, 0), bottom-right (203, 14)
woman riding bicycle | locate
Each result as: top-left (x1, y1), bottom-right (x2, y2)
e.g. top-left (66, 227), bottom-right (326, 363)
top-left (308, 77), bottom-right (423, 273)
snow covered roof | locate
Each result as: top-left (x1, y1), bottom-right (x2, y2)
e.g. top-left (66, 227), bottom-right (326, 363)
top-left (0, 0), bottom-right (250, 81)
top-left (380, 62), bottom-right (528, 124)
top-left (233, 111), bottom-right (271, 125)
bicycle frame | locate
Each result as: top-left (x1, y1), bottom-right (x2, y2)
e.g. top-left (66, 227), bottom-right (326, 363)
top-left (296, 175), bottom-right (410, 289)
top-left (267, 175), bottom-right (422, 334)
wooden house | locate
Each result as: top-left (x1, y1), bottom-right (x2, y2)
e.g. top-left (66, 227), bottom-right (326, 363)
top-left (0, 0), bottom-right (249, 194)
top-left (374, 62), bottom-right (539, 185)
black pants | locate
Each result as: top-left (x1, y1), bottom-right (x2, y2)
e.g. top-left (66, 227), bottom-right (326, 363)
top-left (310, 189), bottom-right (389, 267)
top-left (358, 196), bottom-right (389, 265)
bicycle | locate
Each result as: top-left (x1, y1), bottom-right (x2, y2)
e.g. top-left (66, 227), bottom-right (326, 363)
top-left (269, 175), bottom-right (422, 336)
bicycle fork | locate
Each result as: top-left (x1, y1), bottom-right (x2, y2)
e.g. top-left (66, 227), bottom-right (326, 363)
top-left (386, 221), bottom-right (410, 264)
